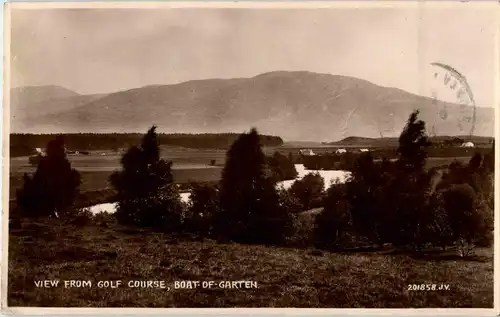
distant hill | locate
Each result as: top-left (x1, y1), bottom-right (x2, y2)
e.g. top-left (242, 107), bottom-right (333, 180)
top-left (10, 85), bottom-right (105, 123)
top-left (11, 85), bottom-right (79, 105)
top-left (330, 135), bottom-right (494, 148)
top-left (10, 71), bottom-right (494, 141)
top-left (12, 93), bottom-right (107, 126)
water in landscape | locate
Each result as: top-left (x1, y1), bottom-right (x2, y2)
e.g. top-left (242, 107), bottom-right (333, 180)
top-left (87, 165), bottom-right (350, 214)
top-left (276, 164), bottom-right (351, 191)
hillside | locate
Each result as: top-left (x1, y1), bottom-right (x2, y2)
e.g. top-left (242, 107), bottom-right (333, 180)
top-left (10, 71), bottom-right (494, 141)
top-left (11, 85), bottom-right (79, 104)
top-left (8, 217), bottom-right (493, 307)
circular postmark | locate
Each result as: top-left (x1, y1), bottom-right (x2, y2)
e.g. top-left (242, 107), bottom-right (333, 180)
top-left (429, 62), bottom-right (476, 138)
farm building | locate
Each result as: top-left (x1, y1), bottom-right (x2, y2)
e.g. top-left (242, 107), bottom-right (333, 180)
top-left (335, 148), bottom-right (347, 154)
top-left (299, 149), bottom-right (316, 156)
top-left (360, 148), bottom-right (369, 152)
top-left (461, 141), bottom-right (475, 148)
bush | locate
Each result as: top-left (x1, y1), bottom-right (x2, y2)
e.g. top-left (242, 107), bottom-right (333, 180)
top-left (345, 153), bottom-right (389, 247)
top-left (440, 183), bottom-right (491, 257)
top-left (115, 189), bottom-right (184, 232)
top-left (314, 184), bottom-right (351, 250)
top-left (426, 192), bottom-right (454, 251)
top-left (67, 208), bottom-right (94, 226)
top-left (289, 173), bottom-right (325, 210)
top-left (110, 126), bottom-right (183, 231)
top-left (277, 188), bottom-right (303, 214)
top-left (184, 183), bottom-right (220, 237)
top-left (268, 152), bottom-right (298, 181)
top-left (92, 211), bottom-right (116, 227)
top-left (16, 136), bottom-right (81, 218)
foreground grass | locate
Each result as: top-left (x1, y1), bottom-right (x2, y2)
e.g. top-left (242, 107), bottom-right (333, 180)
top-left (8, 218), bottom-right (493, 308)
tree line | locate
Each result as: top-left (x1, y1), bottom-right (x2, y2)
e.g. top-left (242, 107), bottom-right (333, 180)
top-left (14, 110), bottom-right (494, 257)
top-left (302, 147), bottom-right (492, 171)
top-left (10, 133), bottom-right (284, 157)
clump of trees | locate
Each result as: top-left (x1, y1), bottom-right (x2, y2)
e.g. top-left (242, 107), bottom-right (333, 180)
top-left (183, 182), bottom-right (220, 237)
top-left (16, 136), bottom-right (81, 218)
top-left (267, 152), bottom-right (298, 181)
top-left (314, 110), bottom-right (494, 257)
top-left (213, 128), bottom-right (295, 245)
top-left (106, 127), bottom-right (297, 245)
top-left (14, 112), bottom-right (493, 258)
top-left (110, 126), bottom-right (183, 231)
top-left (289, 173), bottom-right (325, 210)
top-left (314, 183), bottom-right (351, 250)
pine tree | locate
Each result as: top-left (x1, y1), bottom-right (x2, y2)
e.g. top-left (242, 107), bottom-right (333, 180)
top-left (16, 136), bottom-right (81, 218)
top-left (215, 128), bottom-right (292, 244)
top-left (398, 110), bottom-right (431, 172)
top-left (392, 110), bottom-right (432, 250)
top-left (110, 126), bottom-right (182, 230)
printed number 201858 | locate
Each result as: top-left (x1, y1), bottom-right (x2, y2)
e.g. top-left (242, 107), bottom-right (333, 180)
top-left (407, 284), bottom-right (450, 291)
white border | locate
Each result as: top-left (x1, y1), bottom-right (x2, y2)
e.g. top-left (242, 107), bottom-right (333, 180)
top-left (1, 1), bottom-right (499, 315)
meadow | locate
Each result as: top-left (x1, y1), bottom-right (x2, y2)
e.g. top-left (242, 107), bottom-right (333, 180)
top-left (8, 145), bottom-right (474, 201)
top-left (8, 217), bottom-right (493, 308)
top-left (7, 143), bottom-right (494, 308)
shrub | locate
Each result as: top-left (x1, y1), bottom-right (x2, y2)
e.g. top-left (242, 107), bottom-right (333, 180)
top-left (268, 152), bottom-right (298, 181)
top-left (289, 173), bottom-right (325, 210)
top-left (92, 211), bottom-right (116, 227)
top-left (277, 188), bottom-right (303, 214)
top-left (314, 184), bottom-right (352, 250)
top-left (440, 183), bottom-right (491, 257)
top-left (110, 126), bottom-right (183, 231)
top-left (67, 208), bottom-right (94, 226)
top-left (115, 189), bottom-right (184, 232)
top-left (16, 136), bottom-right (81, 218)
top-left (184, 183), bottom-right (220, 237)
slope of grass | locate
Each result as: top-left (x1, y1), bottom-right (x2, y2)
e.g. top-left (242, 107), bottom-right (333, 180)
top-left (8, 218), bottom-right (493, 308)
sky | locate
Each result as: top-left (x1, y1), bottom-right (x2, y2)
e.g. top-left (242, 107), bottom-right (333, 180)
top-left (9, 3), bottom-right (498, 107)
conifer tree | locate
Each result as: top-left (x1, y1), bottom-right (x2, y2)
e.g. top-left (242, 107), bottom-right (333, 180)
top-left (110, 126), bottom-right (182, 230)
top-left (17, 136), bottom-right (81, 218)
top-left (215, 128), bottom-right (292, 244)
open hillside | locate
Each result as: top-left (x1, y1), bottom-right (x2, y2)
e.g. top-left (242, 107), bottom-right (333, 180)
top-left (10, 71), bottom-right (494, 141)
top-left (8, 217), bottom-right (493, 308)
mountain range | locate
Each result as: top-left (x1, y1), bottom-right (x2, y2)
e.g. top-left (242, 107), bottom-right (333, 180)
top-left (9, 71), bottom-right (494, 142)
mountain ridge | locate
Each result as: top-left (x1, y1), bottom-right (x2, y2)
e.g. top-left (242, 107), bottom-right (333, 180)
top-left (10, 71), bottom-right (493, 141)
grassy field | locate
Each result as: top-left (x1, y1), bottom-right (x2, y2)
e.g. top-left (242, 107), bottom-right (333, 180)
top-left (9, 169), bottom-right (223, 200)
top-left (8, 146), bottom-right (227, 200)
top-left (8, 217), bottom-right (493, 308)
top-left (8, 144), bottom-right (469, 201)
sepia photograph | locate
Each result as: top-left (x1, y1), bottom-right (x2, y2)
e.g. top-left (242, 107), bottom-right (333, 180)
top-left (2, 1), bottom-right (498, 312)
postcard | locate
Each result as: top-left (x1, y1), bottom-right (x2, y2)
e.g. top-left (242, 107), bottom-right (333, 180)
top-left (1, 1), bottom-right (498, 314)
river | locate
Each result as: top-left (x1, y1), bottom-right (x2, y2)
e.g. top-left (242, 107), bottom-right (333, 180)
top-left (87, 165), bottom-right (350, 214)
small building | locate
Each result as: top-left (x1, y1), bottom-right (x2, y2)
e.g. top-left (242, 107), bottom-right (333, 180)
top-left (335, 148), bottom-right (347, 154)
top-left (461, 141), bottom-right (475, 148)
top-left (360, 148), bottom-right (369, 153)
top-left (299, 149), bottom-right (316, 156)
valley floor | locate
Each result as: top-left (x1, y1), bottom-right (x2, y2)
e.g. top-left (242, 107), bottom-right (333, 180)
top-left (8, 218), bottom-right (493, 308)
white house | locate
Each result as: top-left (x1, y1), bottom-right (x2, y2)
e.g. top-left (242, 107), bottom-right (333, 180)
top-left (461, 141), bottom-right (475, 148)
top-left (335, 148), bottom-right (347, 154)
top-left (360, 148), bottom-right (369, 153)
top-left (299, 149), bottom-right (316, 156)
